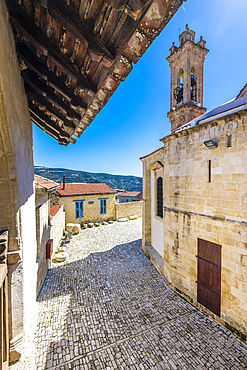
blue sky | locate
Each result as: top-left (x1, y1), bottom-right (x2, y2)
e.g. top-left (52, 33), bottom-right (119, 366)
top-left (33, 0), bottom-right (247, 177)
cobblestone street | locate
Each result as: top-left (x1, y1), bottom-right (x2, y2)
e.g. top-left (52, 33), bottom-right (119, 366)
top-left (35, 219), bottom-right (247, 370)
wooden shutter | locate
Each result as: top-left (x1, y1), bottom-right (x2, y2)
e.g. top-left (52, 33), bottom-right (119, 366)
top-left (197, 238), bottom-right (221, 316)
top-left (80, 201), bottom-right (83, 217)
top-left (75, 202), bottom-right (79, 218)
top-left (100, 199), bottom-right (106, 214)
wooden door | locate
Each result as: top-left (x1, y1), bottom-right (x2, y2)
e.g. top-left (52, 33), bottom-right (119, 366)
top-left (197, 238), bottom-right (221, 316)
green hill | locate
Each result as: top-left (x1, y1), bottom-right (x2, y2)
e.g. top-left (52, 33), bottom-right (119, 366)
top-left (34, 166), bottom-right (143, 192)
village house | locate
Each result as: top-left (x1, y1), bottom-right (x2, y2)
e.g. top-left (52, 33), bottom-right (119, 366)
top-left (56, 181), bottom-right (117, 225)
top-left (141, 25), bottom-right (247, 342)
top-left (117, 191), bottom-right (142, 203)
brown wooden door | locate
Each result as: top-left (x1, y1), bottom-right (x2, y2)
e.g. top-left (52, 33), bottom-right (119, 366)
top-left (197, 238), bottom-right (221, 316)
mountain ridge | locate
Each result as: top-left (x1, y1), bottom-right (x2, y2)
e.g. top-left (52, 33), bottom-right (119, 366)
top-left (34, 166), bottom-right (143, 192)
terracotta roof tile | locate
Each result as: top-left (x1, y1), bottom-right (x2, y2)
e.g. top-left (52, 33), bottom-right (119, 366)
top-left (34, 174), bottom-right (58, 190)
top-left (50, 204), bottom-right (63, 218)
top-left (57, 183), bottom-right (116, 196)
top-left (118, 191), bottom-right (142, 197)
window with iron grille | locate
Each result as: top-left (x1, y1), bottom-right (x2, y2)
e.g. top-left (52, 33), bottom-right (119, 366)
top-left (75, 201), bottom-right (84, 218)
top-left (157, 177), bottom-right (163, 218)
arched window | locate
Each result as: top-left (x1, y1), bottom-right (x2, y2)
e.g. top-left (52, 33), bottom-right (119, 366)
top-left (157, 177), bottom-right (163, 218)
top-left (174, 71), bottom-right (183, 104)
top-left (191, 71), bottom-right (196, 101)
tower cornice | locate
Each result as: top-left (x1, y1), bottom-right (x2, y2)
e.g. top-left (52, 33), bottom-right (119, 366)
top-left (167, 39), bottom-right (209, 63)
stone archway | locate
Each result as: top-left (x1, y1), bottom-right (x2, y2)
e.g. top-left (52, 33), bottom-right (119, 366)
top-left (142, 159), bottom-right (164, 248)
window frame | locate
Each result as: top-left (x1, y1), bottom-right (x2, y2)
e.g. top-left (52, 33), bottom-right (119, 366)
top-left (75, 200), bottom-right (84, 219)
top-left (100, 198), bottom-right (107, 214)
top-left (156, 177), bottom-right (163, 219)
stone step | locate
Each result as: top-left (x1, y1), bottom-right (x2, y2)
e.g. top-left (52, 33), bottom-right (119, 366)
top-left (118, 218), bottom-right (129, 222)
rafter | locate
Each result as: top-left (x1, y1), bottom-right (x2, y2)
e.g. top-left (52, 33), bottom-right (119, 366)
top-left (30, 110), bottom-right (69, 145)
top-left (46, 0), bottom-right (114, 61)
top-left (16, 41), bottom-right (86, 109)
top-left (108, 0), bottom-right (146, 20)
top-left (22, 69), bottom-right (82, 121)
top-left (25, 86), bottom-right (76, 132)
top-left (29, 104), bottom-right (74, 138)
top-left (106, 0), bottom-right (152, 57)
top-left (7, 0), bottom-right (97, 92)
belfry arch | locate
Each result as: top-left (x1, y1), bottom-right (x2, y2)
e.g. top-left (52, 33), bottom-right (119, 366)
top-left (190, 66), bottom-right (196, 101)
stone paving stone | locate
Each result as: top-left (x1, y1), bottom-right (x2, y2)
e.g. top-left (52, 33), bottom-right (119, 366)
top-left (35, 219), bottom-right (247, 369)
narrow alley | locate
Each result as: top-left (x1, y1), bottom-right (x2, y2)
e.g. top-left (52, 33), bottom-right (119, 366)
top-left (35, 219), bottom-right (247, 370)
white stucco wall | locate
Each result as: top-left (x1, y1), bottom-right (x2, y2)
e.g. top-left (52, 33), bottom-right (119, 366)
top-left (151, 171), bottom-right (164, 258)
top-left (50, 205), bottom-right (65, 253)
top-left (22, 190), bottom-right (37, 336)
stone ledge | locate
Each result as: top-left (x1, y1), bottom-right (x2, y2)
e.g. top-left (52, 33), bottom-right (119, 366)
top-left (142, 245), bottom-right (167, 282)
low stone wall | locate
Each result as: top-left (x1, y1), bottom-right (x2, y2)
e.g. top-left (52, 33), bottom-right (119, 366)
top-left (50, 205), bottom-right (65, 253)
top-left (115, 201), bottom-right (142, 219)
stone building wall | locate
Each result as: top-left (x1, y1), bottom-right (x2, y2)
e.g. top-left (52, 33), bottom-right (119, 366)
top-left (115, 201), bottom-right (142, 219)
top-left (35, 191), bottom-right (50, 296)
top-left (50, 205), bottom-right (65, 252)
top-left (59, 193), bottom-right (116, 224)
top-left (0, 1), bottom-right (37, 363)
top-left (141, 112), bottom-right (247, 342)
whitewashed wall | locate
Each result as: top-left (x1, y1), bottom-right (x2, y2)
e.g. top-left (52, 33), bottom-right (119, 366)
top-left (151, 171), bottom-right (164, 258)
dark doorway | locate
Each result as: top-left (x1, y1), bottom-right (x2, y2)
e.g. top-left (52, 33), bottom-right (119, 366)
top-left (196, 238), bottom-right (221, 316)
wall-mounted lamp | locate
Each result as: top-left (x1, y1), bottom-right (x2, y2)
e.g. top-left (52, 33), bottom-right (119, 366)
top-left (203, 139), bottom-right (218, 149)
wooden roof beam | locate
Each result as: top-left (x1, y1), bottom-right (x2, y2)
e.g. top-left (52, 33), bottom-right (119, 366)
top-left (30, 111), bottom-right (70, 145)
top-left (29, 106), bottom-right (71, 136)
top-left (16, 41), bottom-right (85, 109)
top-left (7, 0), bottom-right (97, 92)
top-left (29, 104), bottom-right (74, 140)
top-left (45, 0), bottom-right (114, 61)
top-left (108, 0), bottom-right (147, 20)
top-left (22, 69), bottom-right (82, 120)
top-left (25, 86), bottom-right (76, 132)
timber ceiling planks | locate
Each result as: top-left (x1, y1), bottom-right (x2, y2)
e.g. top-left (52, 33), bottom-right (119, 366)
top-left (6, 0), bottom-right (183, 145)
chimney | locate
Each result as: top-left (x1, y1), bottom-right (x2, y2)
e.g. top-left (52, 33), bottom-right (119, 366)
top-left (63, 175), bottom-right (65, 190)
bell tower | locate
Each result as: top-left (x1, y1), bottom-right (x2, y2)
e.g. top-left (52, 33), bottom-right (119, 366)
top-left (167, 25), bottom-right (209, 131)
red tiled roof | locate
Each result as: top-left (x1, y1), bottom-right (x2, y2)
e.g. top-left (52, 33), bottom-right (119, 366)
top-left (140, 147), bottom-right (163, 160)
top-left (50, 204), bottom-right (63, 218)
top-left (57, 183), bottom-right (117, 196)
top-left (118, 191), bottom-right (142, 197)
top-left (34, 174), bottom-right (58, 190)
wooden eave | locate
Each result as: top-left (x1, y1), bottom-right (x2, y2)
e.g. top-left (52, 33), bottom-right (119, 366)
top-left (6, 0), bottom-right (183, 145)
